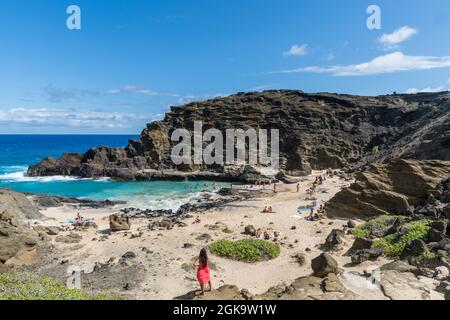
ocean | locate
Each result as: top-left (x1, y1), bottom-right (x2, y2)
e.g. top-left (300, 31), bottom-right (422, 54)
top-left (0, 135), bottom-right (228, 210)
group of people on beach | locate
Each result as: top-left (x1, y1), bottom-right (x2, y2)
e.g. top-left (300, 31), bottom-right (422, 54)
top-left (189, 182), bottom-right (217, 192)
top-left (300, 171), bottom-right (335, 221)
top-left (59, 212), bottom-right (91, 231)
top-left (261, 206), bottom-right (274, 213)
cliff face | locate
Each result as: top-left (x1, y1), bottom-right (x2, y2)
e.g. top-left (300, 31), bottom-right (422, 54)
top-left (0, 189), bottom-right (43, 265)
top-left (27, 90), bottom-right (450, 181)
top-left (326, 159), bottom-right (450, 219)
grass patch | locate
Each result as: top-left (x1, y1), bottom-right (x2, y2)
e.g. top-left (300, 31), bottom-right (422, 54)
top-left (0, 271), bottom-right (123, 300)
top-left (353, 215), bottom-right (406, 239)
top-left (372, 219), bottom-right (431, 257)
top-left (209, 239), bottom-right (280, 262)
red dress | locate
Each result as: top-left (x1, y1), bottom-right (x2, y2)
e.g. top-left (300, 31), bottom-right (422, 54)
top-left (197, 260), bottom-right (211, 285)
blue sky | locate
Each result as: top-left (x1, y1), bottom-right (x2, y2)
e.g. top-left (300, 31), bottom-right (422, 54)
top-left (0, 0), bottom-right (449, 134)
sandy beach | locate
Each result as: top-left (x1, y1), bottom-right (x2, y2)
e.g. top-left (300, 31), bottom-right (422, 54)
top-left (33, 171), bottom-right (398, 300)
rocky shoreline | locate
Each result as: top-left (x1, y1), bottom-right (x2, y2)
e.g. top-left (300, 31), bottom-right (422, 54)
top-left (26, 91), bottom-right (450, 182)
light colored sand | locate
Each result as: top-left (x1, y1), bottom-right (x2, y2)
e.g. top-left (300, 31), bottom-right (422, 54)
top-left (38, 171), bottom-right (391, 300)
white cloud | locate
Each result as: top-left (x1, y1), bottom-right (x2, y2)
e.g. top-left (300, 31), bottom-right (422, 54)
top-left (283, 44), bottom-right (308, 57)
top-left (272, 52), bottom-right (450, 76)
top-left (378, 26), bottom-right (417, 49)
top-left (44, 85), bottom-right (98, 103)
top-left (106, 85), bottom-right (160, 96)
top-left (0, 108), bottom-right (149, 129)
top-left (405, 86), bottom-right (445, 94)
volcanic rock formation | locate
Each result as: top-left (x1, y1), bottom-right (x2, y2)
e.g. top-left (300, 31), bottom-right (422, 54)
top-left (27, 90), bottom-right (450, 181)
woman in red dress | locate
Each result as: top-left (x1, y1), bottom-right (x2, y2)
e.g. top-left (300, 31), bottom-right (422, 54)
top-left (195, 248), bottom-right (212, 295)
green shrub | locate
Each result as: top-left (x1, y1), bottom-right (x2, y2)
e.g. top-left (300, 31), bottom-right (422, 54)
top-left (372, 219), bottom-right (431, 257)
top-left (210, 239), bottom-right (280, 262)
top-left (0, 271), bottom-right (123, 300)
top-left (353, 215), bottom-right (406, 239)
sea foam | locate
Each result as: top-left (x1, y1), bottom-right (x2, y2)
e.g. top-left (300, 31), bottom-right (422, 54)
top-left (0, 169), bottom-right (110, 183)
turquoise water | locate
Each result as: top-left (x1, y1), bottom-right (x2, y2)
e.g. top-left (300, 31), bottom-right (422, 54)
top-left (0, 135), bottom-right (228, 210)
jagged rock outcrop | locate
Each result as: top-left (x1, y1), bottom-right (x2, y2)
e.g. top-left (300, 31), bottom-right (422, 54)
top-left (379, 270), bottom-right (431, 300)
top-left (0, 189), bottom-right (43, 222)
top-left (192, 274), bottom-right (360, 300)
top-left (326, 159), bottom-right (450, 218)
top-left (311, 253), bottom-right (340, 277)
top-left (257, 273), bottom-right (360, 300)
top-left (109, 214), bottom-right (131, 232)
top-left (31, 194), bottom-right (125, 209)
top-left (27, 90), bottom-right (450, 181)
top-left (0, 189), bottom-right (44, 266)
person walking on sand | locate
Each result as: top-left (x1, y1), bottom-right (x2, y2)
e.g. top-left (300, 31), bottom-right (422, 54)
top-left (195, 248), bottom-right (212, 295)
top-left (296, 183), bottom-right (300, 193)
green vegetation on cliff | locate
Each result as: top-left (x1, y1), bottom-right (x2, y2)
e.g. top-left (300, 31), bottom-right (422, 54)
top-left (353, 215), bottom-right (406, 239)
top-left (372, 219), bottom-right (431, 257)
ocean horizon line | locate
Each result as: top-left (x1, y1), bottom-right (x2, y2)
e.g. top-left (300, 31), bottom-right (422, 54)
top-left (0, 133), bottom-right (139, 136)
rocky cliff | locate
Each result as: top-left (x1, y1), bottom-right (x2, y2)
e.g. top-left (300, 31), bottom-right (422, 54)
top-left (0, 189), bottom-right (44, 267)
top-left (27, 90), bottom-right (450, 181)
top-left (326, 159), bottom-right (450, 218)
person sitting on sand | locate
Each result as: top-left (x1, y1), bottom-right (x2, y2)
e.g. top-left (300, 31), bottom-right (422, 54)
top-left (194, 248), bottom-right (212, 296)
top-left (306, 208), bottom-right (315, 221)
top-left (193, 216), bottom-right (201, 224)
top-left (75, 212), bottom-right (84, 223)
top-left (268, 206), bottom-right (274, 213)
top-left (261, 206), bottom-right (268, 213)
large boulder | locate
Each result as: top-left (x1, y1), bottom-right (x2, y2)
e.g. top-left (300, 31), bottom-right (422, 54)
top-left (0, 189), bottom-right (43, 265)
top-left (194, 285), bottom-right (244, 300)
top-left (109, 214), bottom-right (131, 232)
top-left (0, 189), bottom-right (43, 222)
top-left (350, 248), bottom-right (384, 265)
top-left (380, 260), bottom-right (418, 274)
top-left (379, 270), bottom-right (431, 300)
top-left (323, 229), bottom-right (345, 249)
top-left (258, 274), bottom-right (359, 300)
top-left (400, 239), bottom-right (428, 260)
top-left (244, 225), bottom-right (256, 236)
top-left (348, 237), bottom-right (373, 252)
top-left (311, 253), bottom-right (339, 278)
top-left (326, 160), bottom-right (450, 219)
